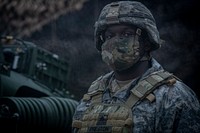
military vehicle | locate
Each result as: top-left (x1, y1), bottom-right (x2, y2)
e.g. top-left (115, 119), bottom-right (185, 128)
top-left (0, 36), bottom-right (78, 133)
top-left (0, 36), bottom-right (74, 98)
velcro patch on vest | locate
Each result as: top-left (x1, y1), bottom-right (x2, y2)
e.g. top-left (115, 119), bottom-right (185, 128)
top-left (126, 70), bottom-right (176, 108)
top-left (131, 70), bottom-right (173, 98)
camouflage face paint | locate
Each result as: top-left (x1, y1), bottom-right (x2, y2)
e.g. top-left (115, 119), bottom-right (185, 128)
top-left (101, 36), bottom-right (140, 71)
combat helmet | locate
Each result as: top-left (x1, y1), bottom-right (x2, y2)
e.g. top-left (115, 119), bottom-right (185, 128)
top-left (94, 1), bottom-right (162, 51)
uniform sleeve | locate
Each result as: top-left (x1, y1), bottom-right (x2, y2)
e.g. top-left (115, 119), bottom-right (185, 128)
top-left (71, 100), bottom-right (86, 132)
top-left (71, 76), bottom-right (104, 133)
top-left (155, 81), bottom-right (200, 133)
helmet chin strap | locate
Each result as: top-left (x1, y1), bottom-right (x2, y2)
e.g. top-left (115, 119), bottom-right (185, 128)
top-left (135, 28), bottom-right (151, 62)
top-left (140, 54), bottom-right (151, 62)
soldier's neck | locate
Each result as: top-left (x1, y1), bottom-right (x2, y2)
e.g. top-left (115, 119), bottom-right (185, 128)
top-left (114, 61), bottom-right (150, 81)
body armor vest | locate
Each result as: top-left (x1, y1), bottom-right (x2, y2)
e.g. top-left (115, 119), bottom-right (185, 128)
top-left (72, 70), bottom-right (177, 133)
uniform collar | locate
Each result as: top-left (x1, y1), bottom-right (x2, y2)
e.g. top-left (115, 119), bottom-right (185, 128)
top-left (103, 58), bottom-right (164, 102)
top-left (140, 58), bottom-right (164, 80)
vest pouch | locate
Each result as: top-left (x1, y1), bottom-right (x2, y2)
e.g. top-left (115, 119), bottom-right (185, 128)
top-left (79, 103), bottom-right (133, 133)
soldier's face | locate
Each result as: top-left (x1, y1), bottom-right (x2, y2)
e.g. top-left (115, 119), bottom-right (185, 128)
top-left (103, 24), bottom-right (148, 53)
top-left (104, 24), bottom-right (136, 41)
top-left (101, 24), bottom-right (144, 71)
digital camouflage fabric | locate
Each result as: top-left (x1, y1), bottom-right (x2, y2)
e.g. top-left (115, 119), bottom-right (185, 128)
top-left (72, 1), bottom-right (200, 132)
top-left (101, 35), bottom-right (140, 71)
top-left (72, 58), bottom-right (200, 132)
top-left (94, 1), bottom-right (161, 51)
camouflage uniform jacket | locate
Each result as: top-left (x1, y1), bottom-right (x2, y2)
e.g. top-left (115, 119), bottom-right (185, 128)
top-left (72, 58), bottom-right (200, 133)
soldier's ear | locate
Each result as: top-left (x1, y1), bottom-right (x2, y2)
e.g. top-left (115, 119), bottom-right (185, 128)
top-left (140, 30), bottom-right (151, 52)
top-left (139, 36), bottom-right (151, 52)
top-left (144, 41), bottom-right (151, 51)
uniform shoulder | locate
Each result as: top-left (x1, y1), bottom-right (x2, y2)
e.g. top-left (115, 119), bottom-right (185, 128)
top-left (87, 71), bottom-right (113, 94)
top-left (173, 80), bottom-right (199, 101)
top-left (156, 79), bottom-right (200, 108)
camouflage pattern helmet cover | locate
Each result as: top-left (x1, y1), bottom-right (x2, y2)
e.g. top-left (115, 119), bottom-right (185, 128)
top-left (94, 1), bottom-right (161, 51)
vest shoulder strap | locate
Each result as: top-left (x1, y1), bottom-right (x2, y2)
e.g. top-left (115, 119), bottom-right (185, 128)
top-left (125, 70), bottom-right (177, 108)
top-left (82, 72), bottom-right (114, 103)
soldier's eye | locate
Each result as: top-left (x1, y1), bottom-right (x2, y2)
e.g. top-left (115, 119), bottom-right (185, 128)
top-left (122, 31), bottom-right (134, 37)
top-left (105, 34), bottom-right (113, 40)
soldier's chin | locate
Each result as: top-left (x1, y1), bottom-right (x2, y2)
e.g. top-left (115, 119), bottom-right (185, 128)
top-left (109, 64), bottom-right (131, 73)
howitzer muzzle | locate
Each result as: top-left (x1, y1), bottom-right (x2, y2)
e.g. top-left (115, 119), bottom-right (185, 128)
top-left (0, 97), bottom-right (78, 133)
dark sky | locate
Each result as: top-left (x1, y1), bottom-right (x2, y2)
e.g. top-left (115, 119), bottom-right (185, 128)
top-left (25, 0), bottom-right (200, 100)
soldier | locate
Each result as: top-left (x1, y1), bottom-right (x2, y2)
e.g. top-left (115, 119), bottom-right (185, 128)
top-left (72, 1), bottom-right (200, 133)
